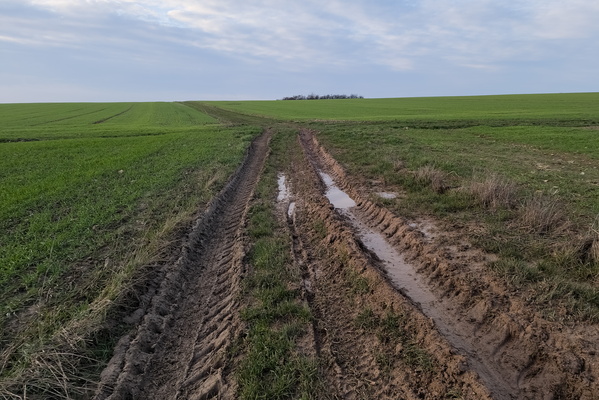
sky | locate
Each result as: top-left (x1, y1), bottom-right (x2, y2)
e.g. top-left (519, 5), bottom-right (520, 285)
top-left (1, 0), bottom-right (599, 102)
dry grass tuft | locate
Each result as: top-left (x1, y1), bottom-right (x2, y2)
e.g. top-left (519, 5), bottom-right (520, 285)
top-left (393, 159), bottom-right (406, 171)
top-left (519, 192), bottom-right (566, 234)
top-left (0, 340), bottom-right (100, 399)
top-left (414, 165), bottom-right (449, 194)
top-left (576, 236), bottom-right (599, 265)
top-left (466, 173), bottom-right (518, 209)
top-left (577, 217), bottom-right (599, 264)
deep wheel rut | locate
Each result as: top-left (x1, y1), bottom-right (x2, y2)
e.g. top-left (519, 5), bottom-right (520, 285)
top-left (95, 125), bottom-right (599, 400)
top-left (95, 130), bottom-right (271, 400)
top-left (289, 129), bottom-right (599, 400)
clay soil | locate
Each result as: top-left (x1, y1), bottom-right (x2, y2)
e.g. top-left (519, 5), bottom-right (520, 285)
top-left (95, 127), bottom-right (599, 399)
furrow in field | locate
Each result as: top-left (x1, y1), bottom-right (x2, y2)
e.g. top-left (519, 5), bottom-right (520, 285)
top-left (93, 105), bottom-right (134, 124)
top-left (94, 129), bottom-right (271, 400)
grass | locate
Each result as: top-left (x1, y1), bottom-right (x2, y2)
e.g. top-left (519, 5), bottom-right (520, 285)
top-left (205, 93), bottom-right (599, 123)
top-left (0, 102), bottom-right (259, 397)
top-left (354, 308), bottom-right (435, 372)
top-left (0, 102), bottom-right (218, 141)
top-left (465, 173), bottom-right (519, 209)
top-left (414, 165), bottom-right (451, 194)
top-left (201, 94), bottom-right (599, 320)
top-left (2, 92), bottom-right (599, 396)
top-left (237, 128), bottom-right (324, 400)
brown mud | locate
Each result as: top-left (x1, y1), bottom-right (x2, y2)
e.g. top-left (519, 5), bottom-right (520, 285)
top-left (280, 133), bottom-right (491, 399)
top-left (94, 130), bottom-right (271, 399)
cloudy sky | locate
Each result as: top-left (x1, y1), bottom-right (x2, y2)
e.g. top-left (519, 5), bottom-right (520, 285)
top-left (1, 0), bottom-right (598, 102)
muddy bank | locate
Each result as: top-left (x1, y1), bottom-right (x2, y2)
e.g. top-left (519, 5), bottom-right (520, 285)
top-left (280, 132), bottom-right (494, 399)
top-left (94, 130), bottom-right (271, 399)
top-left (299, 128), bottom-right (599, 399)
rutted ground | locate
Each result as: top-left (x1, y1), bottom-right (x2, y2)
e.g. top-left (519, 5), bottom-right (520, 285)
top-left (95, 125), bottom-right (599, 399)
top-left (283, 131), bottom-right (494, 399)
top-left (95, 130), bottom-right (271, 399)
top-left (291, 129), bottom-right (599, 399)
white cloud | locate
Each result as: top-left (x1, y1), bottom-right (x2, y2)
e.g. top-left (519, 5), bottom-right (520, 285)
top-left (528, 0), bottom-right (599, 39)
top-left (0, 35), bottom-right (39, 45)
top-left (11, 0), bottom-right (599, 71)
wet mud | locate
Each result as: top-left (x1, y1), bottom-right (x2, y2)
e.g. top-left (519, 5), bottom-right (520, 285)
top-left (297, 128), bottom-right (599, 399)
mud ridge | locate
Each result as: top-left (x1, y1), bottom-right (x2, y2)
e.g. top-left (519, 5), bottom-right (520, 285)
top-left (299, 128), bottom-right (599, 399)
top-left (94, 130), bottom-right (271, 399)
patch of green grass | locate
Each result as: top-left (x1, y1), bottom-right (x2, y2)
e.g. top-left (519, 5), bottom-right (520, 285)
top-left (354, 308), bottom-right (435, 372)
top-left (237, 130), bottom-right (325, 400)
top-left (311, 219), bottom-right (328, 240)
top-left (345, 268), bottom-right (371, 295)
top-left (0, 102), bottom-right (218, 141)
top-left (354, 308), bottom-right (378, 330)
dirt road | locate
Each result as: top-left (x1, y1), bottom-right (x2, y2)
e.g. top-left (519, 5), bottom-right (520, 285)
top-left (96, 126), bottom-right (599, 399)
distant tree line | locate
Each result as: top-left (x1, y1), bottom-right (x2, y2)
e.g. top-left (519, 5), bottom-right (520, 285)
top-left (280, 94), bottom-right (364, 100)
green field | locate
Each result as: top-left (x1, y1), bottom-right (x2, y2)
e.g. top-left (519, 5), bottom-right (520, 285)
top-left (0, 102), bottom-right (259, 393)
top-left (2, 94), bottom-right (599, 396)
top-left (207, 92), bottom-right (599, 124)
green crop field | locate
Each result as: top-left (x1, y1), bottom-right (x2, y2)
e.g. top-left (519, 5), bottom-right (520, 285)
top-left (206, 92), bottom-right (599, 124)
top-left (2, 94), bottom-right (599, 397)
top-left (0, 102), bottom-right (259, 393)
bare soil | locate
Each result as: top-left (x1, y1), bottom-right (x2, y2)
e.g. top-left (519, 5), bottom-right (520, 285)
top-left (95, 127), bottom-right (599, 399)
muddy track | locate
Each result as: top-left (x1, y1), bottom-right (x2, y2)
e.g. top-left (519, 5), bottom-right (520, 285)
top-left (94, 123), bottom-right (598, 399)
top-left (291, 129), bottom-right (599, 399)
top-left (94, 130), bottom-right (271, 400)
top-left (279, 131), bottom-right (491, 399)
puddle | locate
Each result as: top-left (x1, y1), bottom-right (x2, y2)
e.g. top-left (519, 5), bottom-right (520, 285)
top-left (318, 171), bottom-right (356, 209)
top-left (278, 173), bottom-right (296, 221)
top-left (277, 173), bottom-right (290, 202)
top-left (288, 202), bottom-right (296, 219)
top-left (377, 192), bottom-right (397, 199)
top-left (319, 170), bottom-right (515, 399)
top-left (348, 214), bottom-right (439, 318)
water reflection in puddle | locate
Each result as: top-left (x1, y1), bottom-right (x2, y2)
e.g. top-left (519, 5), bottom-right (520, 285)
top-left (346, 213), bottom-right (437, 309)
top-left (318, 171), bottom-right (356, 209)
top-left (277, 173), bottom-right (290, 202)
top-left (277, 173), bottom-right (296, 220)
top-left (287, 202), bottom-right (296, 219)
top-left (317, 170), bottom-right (511, 397)
top-left (316, 171), bottom-right (431, 301)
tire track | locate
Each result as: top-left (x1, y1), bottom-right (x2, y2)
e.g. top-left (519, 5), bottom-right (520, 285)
top-left (286, 131), bottom-right (493, 399)
top-left (95, 130), bottom-right (271, 400)
top-left (298, 128), bottom-right (599, 400)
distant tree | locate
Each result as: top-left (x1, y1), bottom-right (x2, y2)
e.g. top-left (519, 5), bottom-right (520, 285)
top-left (280, 93), bottom-right (363, 100)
